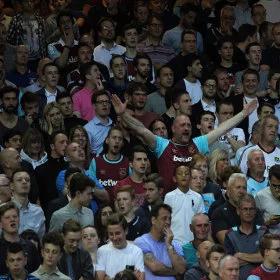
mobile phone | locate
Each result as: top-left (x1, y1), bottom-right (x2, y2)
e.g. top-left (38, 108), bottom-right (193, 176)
top-left (125, 265), bottom-right (135, 271)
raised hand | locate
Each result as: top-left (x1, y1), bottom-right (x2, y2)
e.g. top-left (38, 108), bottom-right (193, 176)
top-left (164, 227), bottom-right (174, 246)
top-left (95, 79), bottom-right (104, 90)
top-left (243, 99), bottom-right (258, 117)
top-left (111, 94), bottom-right (127, 115)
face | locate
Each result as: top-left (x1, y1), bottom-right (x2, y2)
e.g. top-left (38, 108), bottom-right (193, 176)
top-left (71, 128), bottom-right (87, 149)
top-left (152, 207), bottom-right (171, 237)
top-left (248, 151), bottom-right (265, 174)
top-left (151, 120), bottom-right (168, 138)
top-left (41, 243), bottom-right (61, 267)
top-left (191, 215), bottom-right (210, 240)
top-left (6, 150), bottom-right (21, 170)
top-left (131, 89), bottom-right (147, 110)
top-left (270, 175), bottom-right (280, 201)
top-left (6, 251), bottom-right (27, 276)
top-left (0, 208), bottom-right (19, 234)
top-left (177, 94), bottom-right (192, 116)
top-left (149, 0), bottom-right (166, 14)
top-left (247, 46), bottom-right (262, 66)
top-left (16, 45), bottom-right (28, 65)
top-left (47, 107), bottom-right (63, 127)
top-left (269, 73), bottom-right (280, 91)
top-left (78, 46), bottom-right (92, 63)
top-left (265, 239), bottom-right (280, 266)
top-left (111, 57), bottom-right (126, 80)
top-left (144, 182), bottom-right (161, 204)
top-left (198, 241), bottom-right (213, 262)
top-left (258, 105), bottom-right (274, 120)
top-left (220, 9), bottom-right (235, 30)
top-left (100, 206), bottom-right (113, 226)
top-left (219, 42), bottom-right (233, 62)
top-left (107, 224), bottom-right (127, 249)
top-left (57, 97), bottom-right (73, 117)
top-left (252, 5), bottom-right (266, 26)
top-left (207, 252), bottom-right (224, 275)
top-left (0, 175), bottom-right (11, 203)
top-left (242, 73), bottom-right (259, 96)
top-left (237, 201), bottom-right (256, 223)
top-left (131, 152), bottom-right (148, 175)
top-left (94, 94), bottom-right (111, 118)
top-left (24, 102), bottom-right (39, 119)
top-left (11, 171), bottom-right (30, 196)
top-left (99, 20), bottom-right (115, 41)
top-left (43, 65), bottom-right (59, 87)
top-left (194, 160), bottom-right (208, 179)
top-left (29, 140), bottom-right (42, 156)
top-left (82, 227), bottom-right (99, 250)
top-left (182, 34), bottom-right (196, 54)
top-left (216, 72), bottom-right (230, 92)
top-left (136, 58), bottom-right (150, 79)
top-left (2, 92), bottom-right (18, 114)
top-left (59, 16), bottom-right (73, 35)
top-left (116, 191), bottom-right (134, 216)
top-left (190, 169), bottom-right (205, 193)
top-left (174, 166), bottom-right (191, 188)
top-left (159, 67), bottom-right (174, 88)
top-left (5, 135), bottom-right (22, 152)
top-left (106, 129), bottom-right (123, 155)
top-left (262, 118), bottom-right (278, 143)
top-left (52, 133), bottom-right (68, 157)
top-left (87, 65), bottom-right (101, 83)
top-left (148, 17), bottom-right (164, 38)
top-left (124, 28), bottom-right (138, 48)
top-left (77, 186), bottom-right (93, 206)
top-left (64, 231), bottom-right (81, 253)
top-left (198, 113), bottom-right (215, 135)
top-left (273, 25), bottom-right (280, 46)
top-left (189, 59), bottom-right (203, 78)
top-left (218, 104), bottom-right (234, 123)
top-left (172, 115), bottom-right (192, 144)
top-left (203, 79), bottom-right (217, 99)
top-left (67, 143), bottom-right (85, 162)
top-left (219, 258), bottom-right (239, 280)
top-left (182, 11), bottom-right (197, 28)
top-left (228, 178), bottom-right (247, 205)
top-left (216, 156), bottom-right (229, 178)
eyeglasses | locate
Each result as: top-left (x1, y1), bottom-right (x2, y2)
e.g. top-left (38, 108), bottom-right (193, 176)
top-left (95, 100), bottom-right (110, 105)
top-left (269, 247), bottom-right (280, 252)
top-left (240, 207), bottom-right (256, 212)
top-left (269, 181), bottom-right (280, 188)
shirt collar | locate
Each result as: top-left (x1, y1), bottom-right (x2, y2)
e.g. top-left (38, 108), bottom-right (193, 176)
top-left (93, 116), bottom-right (112, 125)
top-left (36, 265), bottom-right (61, 276)
top-left (12, 198), bottom-right (29, 210)
top-left (66, 202), bottom-right (84, 214)
top-left (100, 41), bottom-right (117, 50)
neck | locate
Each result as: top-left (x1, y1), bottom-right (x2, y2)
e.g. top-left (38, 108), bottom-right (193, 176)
top-left (0, 111), bottom-right (17, 122)
top-left (29, 152), bottom-right (40, 160)
top-left (178, 186), bottom-right (189, 193)
top-left (113, 77), bottom-right (125, 86)
top-left (11, 270), bottom-right (26, 280)
top-left (202, 96), bottom-right (214, 104)
top-left (148, 35), bottom-right (160, 46)
top-left (50, 150), bottom-right (61, 159)
top-left (125, 47), bottom-right (137, 58)
top-left (249, 170), bottom-right (264, 182)
top-left (69, 198), bottom-right (82, 210)
top-left (45, 84), bottom-right (57, 93)
top-left (101, 40), bottom-right (114, 50)
top-left (259, 139), bottom-right (275, 151)
top-left (84, 81), bottom-right (96, 90)
top-left (3, 231), bottom-right (20, 243)
top-left (220, 59), bottom-right (233, 68)
top-left (192, 238), bottom-right (204, 249)
top-left (263, 260), bottom-right (278, 270)
top-left (134, 108), bottom-right (145, 116)
top-left (150, 228), bottom-right (164, 241)
top-left (248, 62), bottom-right (260, 71)
top-left (131, 172), bottom-right (144, 183)
top-left (124, 210), bottom-right (135, 223)
top-left (229, 198), bottom-right (237, 208)
top-left (150, 198), bottom-right (163, 207)
top-left (41, 264), bottom-right (57, 274)
top-left (135, 74), bottom-right (146, 83)
top-left (166, 106), bottom-right (176, 118)
top-left (69, 161), bottom-right (84, 169)
top-left (208, 271), bottom-right (219, 280)
top-left (244, 92), bottom-right (256, 98)
top-left (239, 222), bottom-right (254, 234)
top-left (185, 74), bottom-right (196, 83)
top-left (159, 85), bottom-right (167, 96)
top-left (16, 64), bottom-right (27, 75)
top-left (97, 114), bottom-right (109, 123)
top-left (106, 152), bottom-right (120, 161)
top-left (13, 194), bottom-right (29, 207)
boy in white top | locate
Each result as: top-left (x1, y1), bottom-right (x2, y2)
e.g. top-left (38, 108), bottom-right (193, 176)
top-left (164, 165), bottom-right (205, 245)
top-left (96, 213), bottom-right (144, 280)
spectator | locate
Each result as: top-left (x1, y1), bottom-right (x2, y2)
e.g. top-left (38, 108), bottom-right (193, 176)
top-left (218, 255), bottom-right (240, 280)
top-left (20, 92), bottom-right (41, 126)
top-left (0, 174), bottom-right (11, 204)
top-left (2, 130), bottom-right (22, 152)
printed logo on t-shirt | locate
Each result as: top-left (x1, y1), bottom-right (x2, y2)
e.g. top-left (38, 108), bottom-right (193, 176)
top-left (99, 179), bottom-right (118, 187)
top-left (173, 155), bottom-right (192, 163)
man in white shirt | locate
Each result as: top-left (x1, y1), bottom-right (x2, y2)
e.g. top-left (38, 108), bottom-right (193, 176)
top-left (164, 165), bottom-right (205, 245)
top-left (96, 213), bottom-right (145, 280)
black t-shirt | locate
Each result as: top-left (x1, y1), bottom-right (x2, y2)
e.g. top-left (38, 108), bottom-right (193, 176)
top-left (126, 215), bottom-right (150, 241)
top-left (262, 46), bottom-right (280, 69)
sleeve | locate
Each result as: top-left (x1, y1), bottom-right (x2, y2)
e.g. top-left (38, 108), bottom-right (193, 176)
top-left (193, 135), bottom-right (209, 155)
top-left (247, 276), bottom-right (261, 280)
top-left (38, 210), bottom-right (46, 239)
top-left (96, 248), bottom-right (106, 271)
top-left (224, 233), bottom-right (236, 255)
top-left (72, 92), bottom-right (81, 114)
top-left (236, 128), bottom-right (245, 142)
top-left (56, 170), bottom-right (66, 193)
top-left (47, 43), bottom-right (61, 60)
top-left (239, 148), bottom-right (249, 175)
top-left (162, 31), bottom-right (172, 48)
top-left (153, 136), bottom-right (170, 158)
top-left (134, 248), bottom-right (145, 272)
top-left (49, 212), bottom-right (60, 232)
top-left (85, 170), bottom-right (104, 189)
top-left (81, 251), bottom-right (94, 280)
top-left (195, 195), bottom-right (206, 214)
top-left (211, 210), bottom-right (228, 236)
top-left (163, 193), bottom-right (173, 208)
top-left (88, 159), bottom-right (97, 178)
top-left (196, 32), bottom-right (204, 54)
top-left (134, 238), bottom-right (151, 254)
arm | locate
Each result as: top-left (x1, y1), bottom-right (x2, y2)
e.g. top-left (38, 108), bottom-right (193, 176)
top-left (112, 94), bottom-right (156, 150)
top-left (207, 100), bottom-right (257, 145)
top-left (235, 252), bottom-right (263, 263)
top-left (226, 135), bottom-right (246, 152)
top-left (96, 271), bottom-right (107, 280)
top-left (93, 188), bottom-right (110, 204)
top-left (216, 230), bottom-right (228, 245)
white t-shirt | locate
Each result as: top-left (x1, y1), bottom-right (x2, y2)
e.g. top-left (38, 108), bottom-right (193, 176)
top-left (239, 144), bottom-right (280, 177)
top-left (164, 188), bottom-right (205, 245)
top-left (183, 79), bottom-right (203, 105)
top-left (244, 96), bottom-right (259, 134)
top-left (96, 242), bottom-right (144, 278)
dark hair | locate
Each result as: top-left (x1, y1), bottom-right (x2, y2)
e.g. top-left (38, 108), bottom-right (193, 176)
top-left (97, 17), bottom-right (115, 32)
top-left (197, 110), bottom-right (216, 124)
top-left (219, 166), bottom-right (241, 184)
top-left (56, 10), bottom-right (74, 27)
top-left (144, 173), bottom-right (163, 189)
top-left (169, 87), bottom-right (189, 105)
top-left (180, 3), bottom-right (198, 15)
top-left (259, 21), bottom-right (272, 37)
top-left (102, 126), bottom-right (123, 154)
top-left (181, 29), bottom-right (196, 43)
top-left (259, 234), bottom-right (280, 256)
top-left (69, 173), bottom-right (95, 198)
top-left (6, 242), bottom-right (25, 258)
top-left (184, 53), bottom-right (200, 69)
top-left (20, 229), bottom-right (40, 247)
top-left (22, 128), bottom-right (45, 157)
top-left (245, 42), bottom-right (261, 54)
top-left (122, 23), bottom-right (138, 37)
top-left (110, 54), bottom-right (125, 69)
top-left (64, 167), bottom-right (82, 182)
top-left (42, 62), bottom-right (58, 75)
top-left (128, 145), bottom-right (147, 161)
top-left (257, 102), bottom-right (275, 115)
top-left (62, 219), bottom-right (82, 235)
top-left (217, 36), bottom-right (234, 50)
top-left (156, 65), bottom-right (173, 79)
top-left (269, 164), bottom-right (280, 180)
top-left (151, 203), bottom-right (172, 218)
top-left (56, 91), bottom-right (72, 103)
top-left (115, 185), bottom-right (136, 200)
top-left (206, 244), bottom-right (225, 260)
top-left (91, 89), bottom-right (110, 104)
top-left (42, 231), bottom-right (64, 251)
top-left (0, 86), bottom-right (19, 99)
top-left (216, 100), bottom-right (234, 114)
top-left (236, 194), bottom-right (256, 208)
top-left (49, 131), bottom-right (67, 145)
top-left (0, 201), bottom-right (19, 220)
top-left (268, 68), bottom-right (280, 81)
top-left (133, 52), bottom-right (152, 68)
top-left (147, 13), bottom-right (163, 27)
top-left (77, 42), bottom-right (92, 52)
top-left (149, 118), bottom-right (166, 132)
top-left (80, 61), bottom-right (100, 82)
top-left (201, 75), bottom-right (218, 86)
top-left (11, 168), bottom-right (30, 182)
top-left (106, 213), bottom-right (128, 230)
top-left (114, 270), bottom-right (137, 280)
top-left (126, 81), bottom-right (147, 96)
top-left (3, 130), bottom-right (22, 146)
top-left (236, 24), bottom-right (257, 43)
top-left (20, 92), bottom-right (39, 110)
top-left (241, 68), bottom-right (260, 82)
top-left (251, 4), bottom-right (265, 16)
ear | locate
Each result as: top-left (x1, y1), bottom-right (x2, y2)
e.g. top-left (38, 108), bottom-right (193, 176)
top-left (172, 175), bottom-right (176, 183)
top-left (50, 143), bottom-right (55, 151)
top-left (105, 137), bottom-right (109, 145)
top-left (197, 123), bottom-right (201, 130)
top-left (85, 73), bottom-right (91, 80)
top-left (190, 224), bottom-right (194, 233)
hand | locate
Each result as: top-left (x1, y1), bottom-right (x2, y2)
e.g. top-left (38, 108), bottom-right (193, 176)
top-left (112, 94), bottom-right (128, 115)
top-left (243, 99), bottom-right (258, 117)
top-left (234, 253), bottom-right (249, 266)
top-left (164, 227), bottom-right (174, 246)
top-left (134, 269), bottom-right (142, 280)
top-left (64, 29), bottom-right (75, 47)
top-left (95, 79), bottom-right (104, 90)
top-left (265, 215), bottom-right (280, 226)
top-left (25, 113), bottom-right (34, 125)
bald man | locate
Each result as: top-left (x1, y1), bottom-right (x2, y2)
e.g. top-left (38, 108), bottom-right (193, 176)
top-left (218, 255), bottom-right (239, 280)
